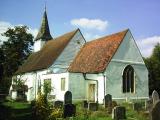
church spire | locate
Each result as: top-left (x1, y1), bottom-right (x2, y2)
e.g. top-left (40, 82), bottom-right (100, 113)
top-left (35, 5), bottom-right (53, 41)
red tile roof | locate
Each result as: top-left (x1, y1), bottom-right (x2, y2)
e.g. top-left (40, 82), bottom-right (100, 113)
top-left (16, 29), bottom-right (78, 74)
top-left (68, 29), bottom-right (128, 73)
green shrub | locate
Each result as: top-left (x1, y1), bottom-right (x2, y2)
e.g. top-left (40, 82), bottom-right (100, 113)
top-left (48, 108), bottom-right (63, 120)
top-left (33, 93), bottom-right (50, 120)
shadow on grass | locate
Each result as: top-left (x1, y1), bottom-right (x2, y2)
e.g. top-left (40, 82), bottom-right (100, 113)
top-left (0, 101), bottom-right (32, 120)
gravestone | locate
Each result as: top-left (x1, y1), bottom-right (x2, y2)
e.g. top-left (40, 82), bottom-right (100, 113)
top-left (146, 98), bottom-right (153, 111)
top-left (152, 90), bottom-right (159, 105)
top-left (88, 102), bottom-right (98, 111)
top-left (64, 91), bottom-right (72, 104)
top-left (105, 94), bottom-right (112, 114)
top-left (83, 100), bottom-right (88, 108)
top-left (151, 100), bottom-right (160, 120)
top-left (112, 106), bottom-right (126, 120)
top-left (105, 94), bottom-right (112, 108)
top-left (133, 102), bottom-right (142, 111)
top-left (54, 101), bottom-right (63, 108)
top-left (63, 104), bottom-right (76, 118)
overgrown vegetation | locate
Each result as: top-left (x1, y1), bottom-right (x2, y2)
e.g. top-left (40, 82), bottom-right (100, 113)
top-left (0, 99), bottom-right (150, 120)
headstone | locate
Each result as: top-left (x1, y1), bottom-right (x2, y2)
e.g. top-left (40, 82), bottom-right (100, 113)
top-left (54, 101), bottom-right (63, 108)
top-left (88, 102), bottom-right (98, 111)
top-left (83, 100), bottom-right (88, 108)
top-left (105, 94), bottom-right (112, 108)
top-left (133, 102), bottom-right (142, 111)
top-left (112, 106), bottom-right (126, 120)
top-left (152, 90), bottom-right (159, 105)
top-left (63, 104), bottom-right (76, 118)
top-left (64, 91), bottom-right (72, 104)
top-left (151, 100), bottom-right (160, 120)
top-left (146, 98), bottom-right (153, 111)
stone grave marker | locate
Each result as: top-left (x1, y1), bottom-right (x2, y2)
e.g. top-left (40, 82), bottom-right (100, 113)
top-left (133, 102), bottom-right (142, 111)
top-left (83, 100), bottom-right (88, 108)
top-left (151, 100), bottom-right (160, 120)
top-left (152, 90), bottom-right (159, 105)
top-left (64, 91), bottom-right (72, 104)
top-left (63, 104), bottom-right (76, 118)
top-left (54, 100), bottom-right (63, 108)
top-left (112, 106), bottom-right (126, 120)
top-left (105, 94), bottom-right (112, 113)
top-left (105, 94), bottom-right (112, 108)
top-left (88, 102), bottom-right (98, 111)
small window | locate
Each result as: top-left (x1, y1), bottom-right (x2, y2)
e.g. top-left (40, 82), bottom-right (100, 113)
top-left (61, 78), bottom-right (65, 91)
top-left (122, 65), bottom-right (134, 93)
top-left (44, 79), bottom-right (52, 94)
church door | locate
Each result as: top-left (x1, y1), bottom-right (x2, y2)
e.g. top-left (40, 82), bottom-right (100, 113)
top-left (88, 84), bottom-right (96, 102)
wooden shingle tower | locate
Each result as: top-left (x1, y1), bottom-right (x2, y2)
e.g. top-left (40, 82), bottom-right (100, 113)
top-left (34, 5), bottom-right (52, 52)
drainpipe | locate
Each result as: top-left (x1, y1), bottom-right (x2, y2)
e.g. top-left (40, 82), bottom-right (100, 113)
top-left (103, 73), bottom-right (106, 102)
top-left (34, 72), bottom-right (37, 99)
top-left (83, 73), bottom-right (99, 103)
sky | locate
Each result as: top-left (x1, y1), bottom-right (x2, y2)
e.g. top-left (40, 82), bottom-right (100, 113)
top-left (0, 0), bottom-right (160, 57)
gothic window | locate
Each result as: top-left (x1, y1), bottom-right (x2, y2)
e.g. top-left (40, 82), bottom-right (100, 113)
top-left (122, 65), bottom-right (134, 93)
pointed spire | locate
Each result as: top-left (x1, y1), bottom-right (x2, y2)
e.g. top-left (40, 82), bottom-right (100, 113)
top-left (35, 5), bottom-right (53, 41)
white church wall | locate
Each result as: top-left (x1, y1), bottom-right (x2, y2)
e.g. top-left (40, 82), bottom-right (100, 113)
top-left (68, 73), bottom-right (86, 101)
top-left (10, 70), bottom-right (48, 101)
top-left (41, 73), bottom-right (69, 101)
top-left (105, 30), bottom-right (149, 101)
top-left (68, 73), bottom-right (105, 103)
top-left (85, 74), bottom-right (105, 103)
top-left (49, 30), bottom-right (86, 73)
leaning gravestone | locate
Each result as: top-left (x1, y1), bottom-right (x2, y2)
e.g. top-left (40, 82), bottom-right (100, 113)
top-left (152, 90), bottom-right (159, 105)
top-left (151, 100), bottom-right (160, 120)
top-left (64, 91), bottom-right (72, 104)
top-left (112, 106), bottom-right (126, 120)
top-left (54, 100), bottom-right (63, 108)
top-left (63, 103), bottom-right (76, 118)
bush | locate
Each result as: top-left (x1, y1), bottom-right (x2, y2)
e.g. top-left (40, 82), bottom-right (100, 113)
top-left (33, 93), bottom-right (50, 120)
top-left (48, 108), bottom-right (63, 120)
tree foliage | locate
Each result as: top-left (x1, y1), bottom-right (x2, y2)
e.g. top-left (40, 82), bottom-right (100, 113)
top-left (144, 43), bottom-right (160, 95)
top-left (0, 26), bottom-right (33, 91)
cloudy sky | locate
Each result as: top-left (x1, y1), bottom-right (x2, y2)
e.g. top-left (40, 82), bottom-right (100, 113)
top-left (0, 0), bottom-right (160, 57)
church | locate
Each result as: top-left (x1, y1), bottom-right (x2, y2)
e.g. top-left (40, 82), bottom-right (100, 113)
top-left (10, 8), bottom-right (149, 103)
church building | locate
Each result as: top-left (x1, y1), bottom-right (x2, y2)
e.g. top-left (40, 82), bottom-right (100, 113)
top-left (10, 8), bottom-right (149, 103)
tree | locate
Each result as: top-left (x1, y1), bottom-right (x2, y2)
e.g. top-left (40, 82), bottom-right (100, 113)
top-left (144, 43), bottom-right (160, 95)
top-left (0, 26), bottom-right (33, 92)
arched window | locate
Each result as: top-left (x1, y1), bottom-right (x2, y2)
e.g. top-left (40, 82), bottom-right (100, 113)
top-left (122, 65), bottom-right (134, 93)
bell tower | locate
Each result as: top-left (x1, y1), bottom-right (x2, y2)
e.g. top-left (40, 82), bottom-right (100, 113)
top-left (34, 6), bottom-right (53, 52)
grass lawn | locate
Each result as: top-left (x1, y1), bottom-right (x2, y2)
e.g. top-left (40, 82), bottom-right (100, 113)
top-left (0, 101), bottom-right (32, 120)
top-left (73, 102), bottom-right (149, 120)
top-left (0, 100), bottom-right (149, 120)
top-left (2, 101), bottom-right (31, 109)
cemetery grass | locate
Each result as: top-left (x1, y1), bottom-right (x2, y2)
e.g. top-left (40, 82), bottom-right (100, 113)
top-left (74, 102), bottom-right (149, 120)
top-left (0, 101), bottom-right (149, 120)
top-left (0, 101), bottom-right (32, 120)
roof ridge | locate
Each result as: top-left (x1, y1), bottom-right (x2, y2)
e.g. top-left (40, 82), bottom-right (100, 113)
top-left (87, 29), bottom-right (129, 44)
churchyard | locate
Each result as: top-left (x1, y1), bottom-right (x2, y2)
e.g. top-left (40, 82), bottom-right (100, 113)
top-left (1, 90), bottom-right (160, 120)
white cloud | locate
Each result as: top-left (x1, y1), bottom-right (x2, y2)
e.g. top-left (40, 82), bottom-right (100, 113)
top-left (0, 21), bottom-right (38, 44)
top-left (84, 32), bottom-right (101, 41)
top-left (137, 36), bottom-right (160, 57)
top-left (71, 18), bottom-right (108, 31)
